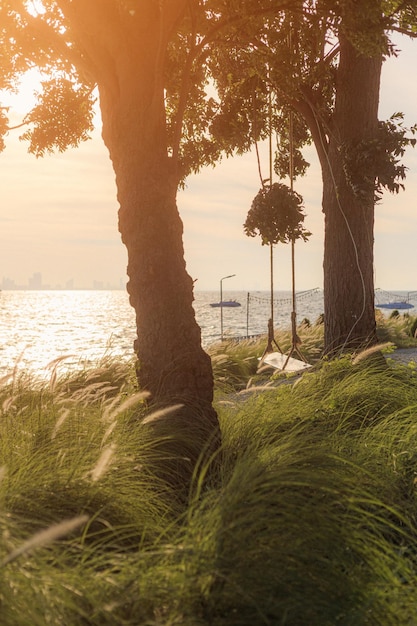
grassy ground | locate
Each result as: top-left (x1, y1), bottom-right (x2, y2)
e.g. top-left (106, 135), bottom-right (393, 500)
top-left (1, 313), bottom-right (417, 625)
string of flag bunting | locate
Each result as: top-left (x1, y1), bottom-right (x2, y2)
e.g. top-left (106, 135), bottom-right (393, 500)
top-left (247, 287), bottom-right (320, 307)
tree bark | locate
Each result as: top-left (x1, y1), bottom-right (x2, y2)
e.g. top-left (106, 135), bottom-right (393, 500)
top-left (320, 36), bottom-right (382, 353)
top-left (103, 94), bottom-right (220, 483)
top-left (56, 1), bottom-right (221, 466)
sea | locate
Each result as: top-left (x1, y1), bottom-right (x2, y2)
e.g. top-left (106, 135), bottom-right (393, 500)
top-left (0, 289), bottom-right (325, 380)
top-left (1, 288), bottom-right (414, 381)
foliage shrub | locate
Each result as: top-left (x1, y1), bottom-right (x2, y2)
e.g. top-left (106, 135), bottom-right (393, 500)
top-left (244, 182), bottom-right (311, 245)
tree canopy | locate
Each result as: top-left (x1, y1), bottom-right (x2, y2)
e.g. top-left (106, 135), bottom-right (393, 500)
top-left (207, 0), bottom-right (417, 190)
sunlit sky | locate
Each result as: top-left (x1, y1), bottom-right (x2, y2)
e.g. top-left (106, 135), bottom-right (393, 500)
top-left (0, 34), bottom-right (416, 292)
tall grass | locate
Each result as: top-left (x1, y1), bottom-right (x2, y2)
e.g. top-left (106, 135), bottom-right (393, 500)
top-left (376, 309), bottom-right (417, 347)
top-left (1, 324), bottom-right (417, 624)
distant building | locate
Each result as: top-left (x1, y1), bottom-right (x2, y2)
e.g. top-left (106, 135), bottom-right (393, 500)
top-left (1, 277), bottom-right (16, 290)
top-left (28, 272), bottom-right (42, 289)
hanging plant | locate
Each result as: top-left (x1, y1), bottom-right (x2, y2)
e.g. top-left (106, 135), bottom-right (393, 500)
top-left (243, 182), bottom-right (311, 245)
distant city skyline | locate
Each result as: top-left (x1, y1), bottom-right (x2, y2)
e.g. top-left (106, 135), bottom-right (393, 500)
top-left (1, 271), bottom-right (126, 291)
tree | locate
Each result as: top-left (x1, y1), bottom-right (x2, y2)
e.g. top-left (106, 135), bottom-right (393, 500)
top-left (0, 1), bottom-right (229, 475)
top-left (294, 2), bottom-right (416, 353)
top-left (209, 0), bottom-right (417, 353)
top-left (0, 0), bottom-right (304, 487)
top-left (321, 23), bottom-right (383, 353)
top-left (1, 0), bottom-right (305, 410)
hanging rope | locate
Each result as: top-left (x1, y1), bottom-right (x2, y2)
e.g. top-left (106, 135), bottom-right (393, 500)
top-left (260, 75), bottom-right (282, 359)
top-left (252, 73), bottom-right (282, 356)
top-left (281, 105), bottom-right (308, 368)
top-left (253, 78), bottom-right (265, 188)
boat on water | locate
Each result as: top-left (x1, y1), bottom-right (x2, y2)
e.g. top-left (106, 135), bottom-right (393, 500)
top-left (375, 289), bottom-right (416, 311)
top-left (376, 301), bottom-right (414, 310)
top-left (210, 300), bottom-right (241, 308)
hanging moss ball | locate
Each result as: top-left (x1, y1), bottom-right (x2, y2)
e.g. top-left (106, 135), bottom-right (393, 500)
top-left (243, 182), bottom-right (311, 246)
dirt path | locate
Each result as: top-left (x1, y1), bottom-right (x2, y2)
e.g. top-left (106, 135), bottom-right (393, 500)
top-left (386, 348), bottom-right (417, 366)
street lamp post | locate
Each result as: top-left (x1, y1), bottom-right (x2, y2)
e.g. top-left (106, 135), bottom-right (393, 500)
top-left (220, 274), bottom-right (236, 341)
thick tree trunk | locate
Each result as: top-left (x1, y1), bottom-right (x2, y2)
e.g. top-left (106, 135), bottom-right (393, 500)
top-left (55, 2), bottom-right (222, 482)
top-left (97, 71), bottom-right (220, 488)
top-left (321, 36), bottom-right (382, 353)
top-left (100, 86), bottom-right (217, 410)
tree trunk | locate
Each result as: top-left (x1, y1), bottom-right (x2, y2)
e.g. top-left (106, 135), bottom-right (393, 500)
top-left (321, 36), bottom-right (382, 354)
top-left (101, 74), bottom-right (218, 410)
top-left (55, 1), bottom-right (221, 480)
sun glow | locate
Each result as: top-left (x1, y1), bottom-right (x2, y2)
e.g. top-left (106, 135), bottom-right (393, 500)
top-left (1, 68), bottom-right (43, 120)
top-left (26, 0), bottom-right (46, 17)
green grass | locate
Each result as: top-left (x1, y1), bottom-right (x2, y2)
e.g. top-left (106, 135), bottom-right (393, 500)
top-left (1, 316), bottom-right (417, 624)
top-left (376, 309), bottom-right (417, 347)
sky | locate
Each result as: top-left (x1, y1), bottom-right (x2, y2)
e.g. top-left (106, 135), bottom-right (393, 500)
top-left (0, 34), bottom-right (416, 293)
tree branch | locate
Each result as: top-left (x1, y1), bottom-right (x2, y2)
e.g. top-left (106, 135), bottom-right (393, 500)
top-left (6, 120), bottom-right (28, 131)
top-left (388, 25), bottom-right (417, 37)
top-left (171, 3), bottom-right (198, 170)
top-left (292, 89), bottom-right (330, 170)
top-left (54, 0), bottom-right (124, 97)
top-left (193, 0), bottom-right (302, 61)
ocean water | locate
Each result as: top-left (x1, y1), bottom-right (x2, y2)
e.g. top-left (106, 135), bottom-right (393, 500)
top-left (0, 289), bottom-right (325, 379)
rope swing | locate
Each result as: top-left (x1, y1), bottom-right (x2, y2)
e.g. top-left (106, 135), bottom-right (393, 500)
top-left (265, 82), bottom-right (283, 357)
top-left (243, 73), bottom-right (311, 370)
top-left (284, 108), bottom-right (308, 368)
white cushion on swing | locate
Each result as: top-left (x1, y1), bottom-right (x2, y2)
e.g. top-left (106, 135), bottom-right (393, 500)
top-left (260, 352), bottom-right (312, 372)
